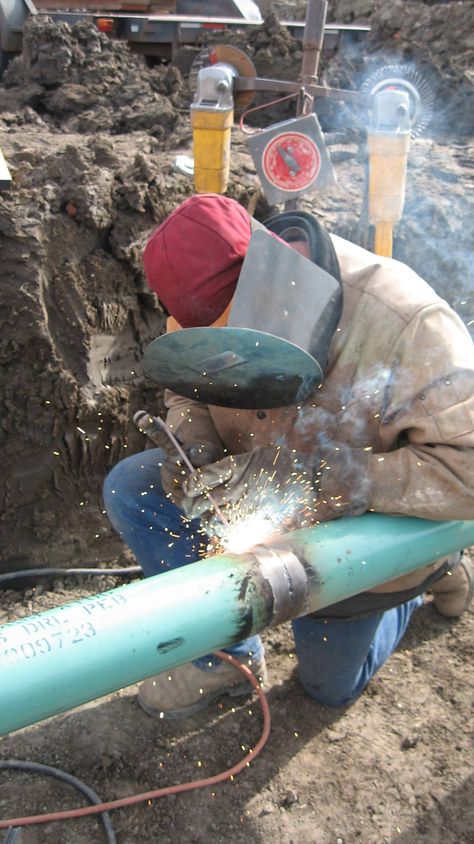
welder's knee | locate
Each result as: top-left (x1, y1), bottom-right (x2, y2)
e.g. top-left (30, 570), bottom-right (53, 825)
top-left (297, 670), bottom-right (363, 708)
top-left (291, 612), bottom-right (384, 709)
top-left (103, 448), bottom-right (167, 522)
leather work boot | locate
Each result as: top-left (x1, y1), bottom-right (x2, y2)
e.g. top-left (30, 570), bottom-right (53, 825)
top-left (137, 654), bottom-right (267, 720)
top-left (431, 556), bottom-right (474, 618)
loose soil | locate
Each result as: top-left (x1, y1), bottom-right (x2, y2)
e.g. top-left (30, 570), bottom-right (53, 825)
top-left (0, 2), bottom-right (473, 842)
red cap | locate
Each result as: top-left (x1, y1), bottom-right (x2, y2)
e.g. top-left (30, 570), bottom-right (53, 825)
top-left (143, 194), bottom-right (252, 327)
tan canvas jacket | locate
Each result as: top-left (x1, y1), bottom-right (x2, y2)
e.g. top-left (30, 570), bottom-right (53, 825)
top-left (165, 234), bottom-right (474, 594)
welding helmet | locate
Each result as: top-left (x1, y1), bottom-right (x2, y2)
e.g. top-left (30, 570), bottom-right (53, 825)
top-left (143, 198), bottom-right (342, 409)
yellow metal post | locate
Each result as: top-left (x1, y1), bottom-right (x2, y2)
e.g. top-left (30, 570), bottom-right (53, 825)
top-left (191, 107), bottom-right (234, 194)
top-left (367, 90), bottom-right (411, 258)
top-left (373, 222), bottom-right (393, 259)
top-left (191, 64), bottom-right (236, 195)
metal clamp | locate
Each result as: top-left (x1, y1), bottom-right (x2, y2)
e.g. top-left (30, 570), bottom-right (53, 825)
top-left (192, 65), bottom-right (236, 112)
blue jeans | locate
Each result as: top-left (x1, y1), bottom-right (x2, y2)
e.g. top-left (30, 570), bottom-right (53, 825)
top-left (103, 448), bottom-right (423, 706)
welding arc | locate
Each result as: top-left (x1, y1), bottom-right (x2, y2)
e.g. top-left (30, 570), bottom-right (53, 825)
top-left (0, 652), bottom-right (271, 830)
top-left (361, 64), bottom-right (434, 137)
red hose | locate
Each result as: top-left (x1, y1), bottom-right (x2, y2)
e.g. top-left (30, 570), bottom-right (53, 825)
top-left (0, 650), bottom-right (271, 829)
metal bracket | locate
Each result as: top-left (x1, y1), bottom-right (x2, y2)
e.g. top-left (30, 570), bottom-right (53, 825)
top-left (192, 64), bottom-right (236, 112)
top-left (234, 76), bottom-right (372, 107)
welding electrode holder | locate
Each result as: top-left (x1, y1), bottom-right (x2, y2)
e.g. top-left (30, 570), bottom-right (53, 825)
top-left (133, 410), bottom-right (214, 468)
top-left (133, 410), bottom-right (230, 529)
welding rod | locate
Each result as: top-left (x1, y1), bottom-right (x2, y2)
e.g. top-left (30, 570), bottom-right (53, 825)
top-left (133, 410), bottom-right (230, 528)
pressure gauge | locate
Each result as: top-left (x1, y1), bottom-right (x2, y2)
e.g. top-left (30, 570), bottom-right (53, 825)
top-left (247, 113), bottom-right (336, 205)
top-left (262, 131), bottom-right (321, 193)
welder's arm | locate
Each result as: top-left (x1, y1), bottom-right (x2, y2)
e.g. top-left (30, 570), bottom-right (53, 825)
top-left (162, 389), bottom-right (226, 504)
top-left (182, 446), bottom-right (327, 533)
top-left (164, 389), bottom-right (225, 456)
top-left (366, 305), bottom-right (474, 521)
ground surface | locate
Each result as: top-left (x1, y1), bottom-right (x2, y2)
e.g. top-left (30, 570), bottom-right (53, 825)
top-left (1, 1), bottom-right (473, 842)
top-left (1, 574), bottom-right (474, 844)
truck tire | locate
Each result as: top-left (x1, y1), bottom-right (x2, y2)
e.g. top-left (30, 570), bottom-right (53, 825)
top-left (172, 46), bottom-right (200, 78)
top-left (0, 45), bottom-right (14, 76)
top-left (0, 0), bottom-right (27, 68)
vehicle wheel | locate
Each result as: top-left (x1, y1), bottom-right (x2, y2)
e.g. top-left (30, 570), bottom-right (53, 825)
top-left (0, 46), bottom-right (14, 78)
top-left (172, 46), bottom-right (200, 79)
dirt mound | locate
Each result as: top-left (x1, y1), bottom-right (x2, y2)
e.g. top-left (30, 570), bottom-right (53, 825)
top-left (2, 16), bottom-right (187, 138)
top-left (0, 132), bottom-right (176, 570)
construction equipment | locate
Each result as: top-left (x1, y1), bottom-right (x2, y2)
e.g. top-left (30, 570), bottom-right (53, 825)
top-left (362, 64), bottom-right (435, 257)
top-left (366, 87), bottom-right (411, 257)
top-left (0, 0), bottom-right (369, 75)
top-left (191, 45), bottom-right (256, 193)
top-left (189, 0), bottom-right (339, 206)
top-left (0, 143), bottom-right (11, 188)
top-left (188, 1), bottom-right (432, 252)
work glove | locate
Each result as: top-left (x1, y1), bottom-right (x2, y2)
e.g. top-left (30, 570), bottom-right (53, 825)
top-left (181, 444), bottom-right (372, 541)
top-left (181, 445), bottom-right (318, 540)
top-left (161, 440), bottom-right (225, 508)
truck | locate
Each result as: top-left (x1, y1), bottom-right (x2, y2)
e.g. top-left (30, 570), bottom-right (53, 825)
top-left (0, 0), bottom-right (370, 76)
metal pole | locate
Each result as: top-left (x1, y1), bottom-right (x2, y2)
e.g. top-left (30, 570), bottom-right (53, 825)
top-left (1, 513), bottom-right (473, 736)
top-left (285, 0), bottom-right (328, 211)
top-left (301, 0), bottom-right (328, 96)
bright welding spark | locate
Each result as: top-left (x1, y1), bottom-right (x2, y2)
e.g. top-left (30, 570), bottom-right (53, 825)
top-left (222, 513), bottom-right (275, 553)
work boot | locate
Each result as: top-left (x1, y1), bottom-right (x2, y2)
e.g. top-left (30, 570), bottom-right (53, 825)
top-left (431, 556), bottom-right (474, 618)
top-left (137, 654), bottom-right (267, 720)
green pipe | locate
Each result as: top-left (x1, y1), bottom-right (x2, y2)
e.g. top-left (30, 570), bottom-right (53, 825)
top-left (0, 514), bottom-right (473, 736)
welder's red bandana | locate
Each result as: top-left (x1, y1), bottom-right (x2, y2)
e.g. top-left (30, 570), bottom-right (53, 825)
top-left (143, 194), bottom-right (252, 328)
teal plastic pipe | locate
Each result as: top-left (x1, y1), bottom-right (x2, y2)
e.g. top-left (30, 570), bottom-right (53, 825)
top-left (0, 513), bottom-right (473, 736)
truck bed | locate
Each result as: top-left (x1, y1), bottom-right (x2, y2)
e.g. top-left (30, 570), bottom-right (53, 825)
top-left (33, 0), bottom-right (176, 11)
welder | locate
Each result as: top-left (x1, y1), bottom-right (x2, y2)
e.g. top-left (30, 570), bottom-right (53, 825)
top-left (103, 193), bottom-right (474, 718)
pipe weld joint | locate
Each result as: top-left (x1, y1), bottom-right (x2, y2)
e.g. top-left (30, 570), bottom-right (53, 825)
top-left (252, 545), bottom-right (309, 627)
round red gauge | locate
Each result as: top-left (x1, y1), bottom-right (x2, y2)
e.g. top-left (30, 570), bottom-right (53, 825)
top-left (262, 132), bottom-right (321, 192)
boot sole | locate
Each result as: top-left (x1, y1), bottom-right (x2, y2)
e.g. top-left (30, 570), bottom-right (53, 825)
top-left (137, 679), bottom-right (253, 720)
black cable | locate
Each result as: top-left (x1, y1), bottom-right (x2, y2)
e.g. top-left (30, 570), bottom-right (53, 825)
top-left (3, 829), bottom-right (21, 843)
top-left (0, 567), bottom-right (142, 585)
top-left (0, 761), bottom-right (117, 843)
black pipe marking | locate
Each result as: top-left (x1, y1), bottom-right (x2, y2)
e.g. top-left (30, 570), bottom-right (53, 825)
top-left (156, 637), bottom-right (184, 653)
top-left (297, 551), bottom-right (323, 592)
top-left (233, 568), bottom-right (274, 640)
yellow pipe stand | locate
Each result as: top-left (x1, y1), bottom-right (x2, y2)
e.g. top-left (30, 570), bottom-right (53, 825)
top-left (368, 132), bottom-right (411, 258)
top-left (191, 107), bottom-right (234, 195)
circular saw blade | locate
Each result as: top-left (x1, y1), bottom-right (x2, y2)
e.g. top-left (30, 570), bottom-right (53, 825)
top-left (361, 64), bottom-right (434, 137)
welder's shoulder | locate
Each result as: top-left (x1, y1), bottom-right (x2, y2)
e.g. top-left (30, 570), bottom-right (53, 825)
top-left (330, 233), bottom-right (442, 323)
